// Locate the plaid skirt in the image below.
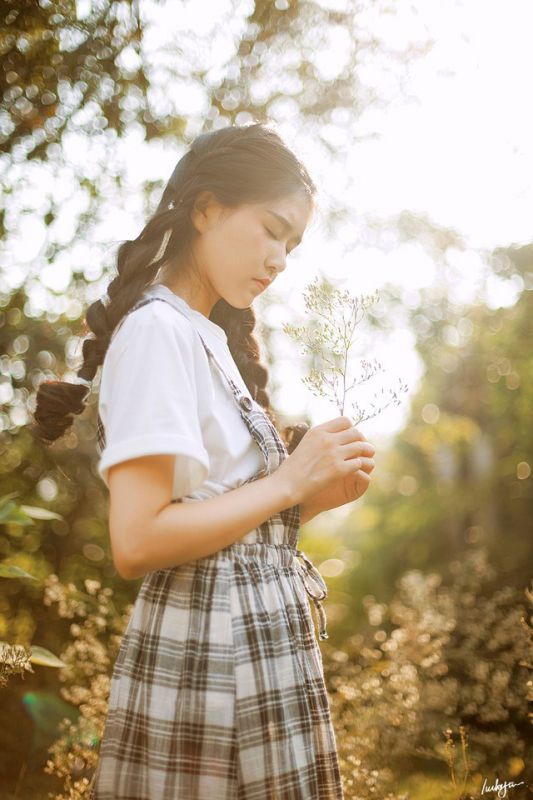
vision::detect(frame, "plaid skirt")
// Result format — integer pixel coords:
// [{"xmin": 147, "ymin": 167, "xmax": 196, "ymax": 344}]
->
[
  {"xmin": 91, "ymin": 529, "xmax": 343, "ymax": 798},
  {"xmin": 91, "ymin": 293, "xmax": 344, "ymax": 799}
]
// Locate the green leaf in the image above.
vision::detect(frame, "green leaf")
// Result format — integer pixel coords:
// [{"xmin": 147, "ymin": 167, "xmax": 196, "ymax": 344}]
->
[
  {"xmin": 0, "ymin": 503, "xmax": 34, "ymax": 526},
  {"xmin": 29, "ymin": 646, "xmax": 67, "ymax": 668},
  {"xmin": 18, "ymin": 505, "xmax": 64, "ymax": 521},
  {"xmin": 0, "ymin": 491, "xmax": 21, "ymax": 507},
  {"xmin": 0, "ymin": 564, "xmax": 39, "ymax": 580}
]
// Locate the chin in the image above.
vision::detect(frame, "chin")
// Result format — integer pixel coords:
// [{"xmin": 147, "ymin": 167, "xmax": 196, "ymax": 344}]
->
[{"xmin": 220, "ymin": 291, "xmax": 255, "ymax": 311}]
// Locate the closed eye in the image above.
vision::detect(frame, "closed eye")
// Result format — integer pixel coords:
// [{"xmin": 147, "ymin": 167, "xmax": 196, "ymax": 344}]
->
[{"xmin": 264, "ymin": 226, "xmax": 296, "ymax": 256}]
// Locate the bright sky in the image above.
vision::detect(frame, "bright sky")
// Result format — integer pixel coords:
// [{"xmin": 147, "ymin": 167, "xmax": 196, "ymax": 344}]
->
[
  {"xmin": 263, "ymin": 0, "xmax": 533, "ymax": 438},
  {"xmin": 10, "ymin": 0, "xmax": 533, "ymax": 443},
  {"xmin": 354, "ymin": 0, "xmax": 533, "ymax": 249}
]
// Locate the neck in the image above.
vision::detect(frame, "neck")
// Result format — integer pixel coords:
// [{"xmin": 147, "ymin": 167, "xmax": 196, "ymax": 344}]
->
[{"xmin": 158, "ymin": 275, "xmax": 219, "ymax": 318}]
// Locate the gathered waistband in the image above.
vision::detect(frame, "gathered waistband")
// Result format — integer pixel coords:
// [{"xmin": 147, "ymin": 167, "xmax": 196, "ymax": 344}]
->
[
  {"xmin": 154, "ymin": 541, "xmax": 330, "ymax": 641},
  {"xmin": 184, "ymin": 541, "xmax": 330, "ymax": 641},
  {"xmin": 198, "ymin": 541, "xmax": 296, "ymax": 568}
]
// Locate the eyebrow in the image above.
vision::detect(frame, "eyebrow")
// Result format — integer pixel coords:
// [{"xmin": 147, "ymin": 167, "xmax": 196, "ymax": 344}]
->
[{"xmin": 266, "ymin": 209, "xmax": 303, "ymax": 246}]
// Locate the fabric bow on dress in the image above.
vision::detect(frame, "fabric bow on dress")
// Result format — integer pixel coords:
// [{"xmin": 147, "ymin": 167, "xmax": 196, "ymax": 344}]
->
[{"xmin": 293, "ymin": 549, "xmax": 330, "ymax": 640}]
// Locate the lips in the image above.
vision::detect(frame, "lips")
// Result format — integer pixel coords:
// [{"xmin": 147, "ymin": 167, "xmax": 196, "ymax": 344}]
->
[{"xmin": 253, "ymin": 278, "xmax": 270, "ymax": 289}]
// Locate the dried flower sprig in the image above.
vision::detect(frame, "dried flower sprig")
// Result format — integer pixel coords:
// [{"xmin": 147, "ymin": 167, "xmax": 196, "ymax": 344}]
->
[
  {"xmin": 0, "ymin": 642, "xmax": 34, "ymax": 688},
  {"xmin": 282, "ymin": 276, "xmax": 409, "ymax": 424}
]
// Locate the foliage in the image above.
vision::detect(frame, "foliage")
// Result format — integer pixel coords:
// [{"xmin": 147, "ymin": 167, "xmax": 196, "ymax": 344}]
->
[
  {"xmin": 521, "ymin": 585, "xmax": 533, "ymax": 726},
  {"xmin": 325, "ymin": 567, "xmax": 453, "ymax": 797},
  {"xmin": 338, "ymin": 285, "xmax": 533, "ymax": 631},
  {"xmin": 323, "ymin": 546, "xmax": 533, "ymax": 798},
  {"xmin": 0, "ymin": 493, "xmax": 68, "ymax": 688},
  {"xmin": 41, "ymin": 574, "xmax": 132, "ymax": 800},
  {"xmin": 1, "ymin": 0, "xmax": 153, "ymax": 160}
]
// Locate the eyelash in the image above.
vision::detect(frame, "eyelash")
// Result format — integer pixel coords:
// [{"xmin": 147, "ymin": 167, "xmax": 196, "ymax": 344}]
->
[{"xmin": 264, "ymin": 226, "xmax": 292, "ymax": 256}]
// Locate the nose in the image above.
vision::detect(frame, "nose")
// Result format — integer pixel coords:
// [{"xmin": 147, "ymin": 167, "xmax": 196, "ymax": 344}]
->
[{"xmin": 268, "ymin": 251, "xmax": 287, "ymax": 277}]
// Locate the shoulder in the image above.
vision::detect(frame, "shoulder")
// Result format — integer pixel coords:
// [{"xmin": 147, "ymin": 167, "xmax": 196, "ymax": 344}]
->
[{"xmin": 108, "ymin": 298, "xmax": 199, "ymax": 359}]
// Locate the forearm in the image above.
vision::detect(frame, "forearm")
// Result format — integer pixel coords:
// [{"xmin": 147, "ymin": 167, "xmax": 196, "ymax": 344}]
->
[{"xmin": 127, "ymin": 471, "xmax": 297, "ymax": 579}]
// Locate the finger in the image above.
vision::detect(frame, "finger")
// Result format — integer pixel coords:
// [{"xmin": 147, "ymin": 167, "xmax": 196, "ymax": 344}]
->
[
  {"xmin": 318, "ymin": 415, "xmax": 355, "ymax": 434},
  {"xmin": 355, "ymin": 469, "xmax": 371, "ymax": 483},
  {"xmin": 356, "ymin": 457, "xmax": 375, "ymax": 474},
  {"xmin": 352, "ymin": 469, "xmax": 371, "ymax": 492},
  {"xmin": 343, "ymin": 456, "xmax": 374, "ymax": 474},
  {"xmin": 343, "ymin": 440, "xmax": 375, "ymax": 457},
  {"xmin": 344, "ymin": 469, "xmax": 372, "ymax": 502},
  {"xmin": 337, "ymin": 426, "xmax": 367, "ymax": 445}
]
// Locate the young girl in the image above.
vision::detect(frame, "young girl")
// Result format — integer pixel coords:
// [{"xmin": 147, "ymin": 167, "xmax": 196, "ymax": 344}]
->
[{"xmin": 32, "ymin": 122, "xmax": 375, "ymax": 799}]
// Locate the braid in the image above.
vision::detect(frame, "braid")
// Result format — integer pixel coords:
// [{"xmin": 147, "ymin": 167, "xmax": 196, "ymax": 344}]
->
[
  {"xmin": 30, "ymin": 197, "xmax": 192, "ymax": 445},
  {"xmin": 209, "ymin": 300, "xmax": 309, "ymax": 453}
]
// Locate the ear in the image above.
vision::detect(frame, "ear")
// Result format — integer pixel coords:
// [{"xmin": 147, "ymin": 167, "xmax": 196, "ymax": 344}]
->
[{"xmin": 190, "ymin": 190, "xmax": 220, "ymax": 234}]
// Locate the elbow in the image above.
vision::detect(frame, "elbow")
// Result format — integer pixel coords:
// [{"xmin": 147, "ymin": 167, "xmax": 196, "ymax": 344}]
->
[
  {"xmin": 115, "ymin": 551, "xmax": 145, "ymax": 581},
  {"xmin": 114, "ymin": 550, "xmax": 137, "ymax": 581},
  {"xmin": 116, "ymin": 557, "xmax": 141, "ymax": 582},
  {"xmin": 111, "ymin": 534, "xmax": 146, "ymax": 582}
]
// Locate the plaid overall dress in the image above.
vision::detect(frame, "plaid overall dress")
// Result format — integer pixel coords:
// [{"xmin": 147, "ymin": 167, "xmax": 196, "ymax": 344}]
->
[{"xmin": 91, "ymin": 295, "xmax": 344, "ymax": 799}]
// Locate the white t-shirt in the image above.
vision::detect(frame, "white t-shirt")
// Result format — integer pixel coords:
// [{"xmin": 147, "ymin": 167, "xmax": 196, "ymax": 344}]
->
[{"xmin": 97, "ymin": 283, "xmax": 264, "ymax": 500}]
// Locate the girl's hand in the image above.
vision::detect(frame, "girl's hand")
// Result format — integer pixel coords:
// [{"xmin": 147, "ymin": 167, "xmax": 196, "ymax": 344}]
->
[
  {"xmin": 274, "ymin": 416, "xmax": 375, "ymax": 506},
  {"xmin": 305, "ymin": 457, "xmax": 375, "ymax": 517}
]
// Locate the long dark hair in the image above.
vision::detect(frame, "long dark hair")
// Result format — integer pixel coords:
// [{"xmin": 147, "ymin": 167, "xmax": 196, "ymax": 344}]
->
[{"xmin": 30, "ymin": 122, "xmax": 316, "ymax": 455}]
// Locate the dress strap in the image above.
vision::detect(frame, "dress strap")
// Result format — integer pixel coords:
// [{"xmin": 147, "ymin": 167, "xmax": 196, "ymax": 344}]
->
[{"xmin": 134, "ymin": 296, "xmax": 255, "ymax": 406}]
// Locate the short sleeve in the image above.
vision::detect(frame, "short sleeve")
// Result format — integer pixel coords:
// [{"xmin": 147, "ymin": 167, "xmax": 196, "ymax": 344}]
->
[{"xmin": 97, "ymin": 304, "xmax": 209, "ymax": 497}]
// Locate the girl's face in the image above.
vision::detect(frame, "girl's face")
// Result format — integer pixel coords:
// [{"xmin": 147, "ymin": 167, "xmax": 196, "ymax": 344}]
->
[{"xmin": 173, "ymin": 190, "xmax": 313, "ymax": 314}]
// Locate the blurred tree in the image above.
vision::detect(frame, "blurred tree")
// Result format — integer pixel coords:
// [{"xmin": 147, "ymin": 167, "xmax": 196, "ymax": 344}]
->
[
  {"xmin": 2, "ymin": 0, "xmax": 430, "ymax": 157},
  {"xmin": 1, "ymin": 0, "xmax": 157, "ymax": 160},
  {"xmin": 328, "ymin": 277, "xmax": 533, "ymax": 637}
]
